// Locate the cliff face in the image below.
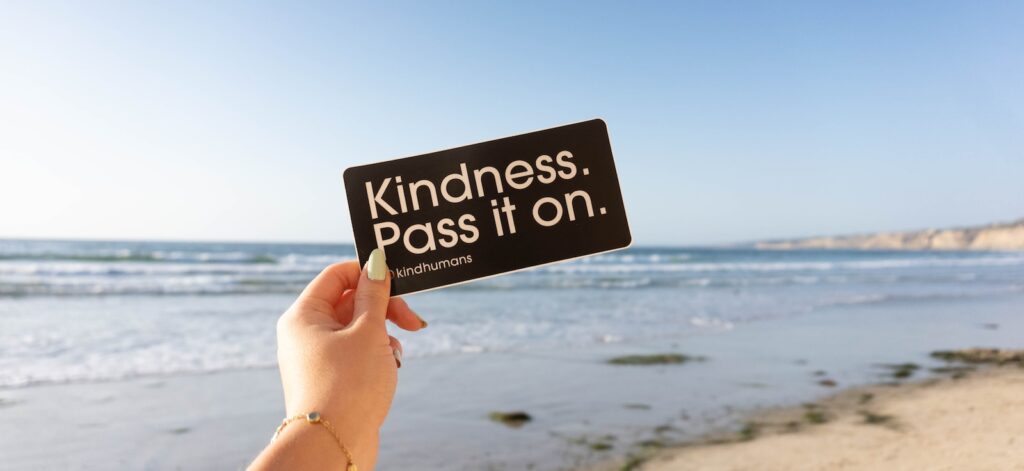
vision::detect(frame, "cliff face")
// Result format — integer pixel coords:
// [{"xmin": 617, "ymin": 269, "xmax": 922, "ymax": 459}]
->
[{"xmin": 756, "ymin": 219, "xmax": 1024, "ymax": 251}]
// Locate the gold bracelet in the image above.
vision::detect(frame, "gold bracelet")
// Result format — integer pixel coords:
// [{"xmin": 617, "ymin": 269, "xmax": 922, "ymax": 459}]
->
[{"xmin": 272, "ymin": 411, "xmax": 357, "ymax": 471}]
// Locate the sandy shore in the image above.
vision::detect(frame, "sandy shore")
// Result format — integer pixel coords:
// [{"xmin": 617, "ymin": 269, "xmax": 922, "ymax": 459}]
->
[{"xmin": 640, "ymin": 366, "xmax": 1024, "ymax": 471}]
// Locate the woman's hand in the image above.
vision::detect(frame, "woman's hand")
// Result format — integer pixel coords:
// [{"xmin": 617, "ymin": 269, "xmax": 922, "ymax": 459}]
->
[{"xmin": 251, "ymin": 249, "xmax": 426, "ymax": 470}]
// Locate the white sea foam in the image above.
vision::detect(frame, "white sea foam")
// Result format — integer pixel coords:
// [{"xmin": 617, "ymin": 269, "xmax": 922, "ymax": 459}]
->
[{"xmin": 2, "ymin": 241, "xmax": 1023, "ymax": 387}]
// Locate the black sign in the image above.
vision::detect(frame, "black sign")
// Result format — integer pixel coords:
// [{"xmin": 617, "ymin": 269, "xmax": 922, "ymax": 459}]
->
[{"xmin": 343, "ymin": 119, "xmax": 632, "ymax": 296}]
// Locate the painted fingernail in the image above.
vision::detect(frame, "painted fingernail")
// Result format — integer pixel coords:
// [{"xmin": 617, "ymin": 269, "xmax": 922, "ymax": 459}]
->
[
  {"xmin": 393, "ymin": 348, "xmax": 402, "ymax": 368},
  {"xmin": 417, "ymin": 315, "xmax": 428, "ymax": 329},
  {"xmin": 367, "ymin": 248, "xmax": 387, "ymax": 281}
]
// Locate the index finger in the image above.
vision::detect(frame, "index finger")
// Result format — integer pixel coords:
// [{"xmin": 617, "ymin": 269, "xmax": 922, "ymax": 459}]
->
[{"xmin": 297, "ymin": 261, "xmax": 362, "ymax": 308}]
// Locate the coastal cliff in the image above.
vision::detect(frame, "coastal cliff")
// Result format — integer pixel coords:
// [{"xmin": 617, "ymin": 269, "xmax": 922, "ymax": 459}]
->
[{"xmin": 756, "ymin": 218, "xmax": 1024, "ymax": 251}]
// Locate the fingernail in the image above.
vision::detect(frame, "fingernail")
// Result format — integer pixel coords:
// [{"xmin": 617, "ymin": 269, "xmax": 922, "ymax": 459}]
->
[
  {"xmin": 366, "ymin": 248, "xmax": 387, "ymax": 281},
  {"xmin": 417, "ymin": 314, "xmax": 428, "ymax": 329},
  {"xmin": 393, "ymin": 348, "xmax": 402, "ymax": 368}
]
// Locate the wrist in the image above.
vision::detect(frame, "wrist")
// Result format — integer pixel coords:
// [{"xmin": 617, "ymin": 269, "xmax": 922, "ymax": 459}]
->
[
  {"xmin": 326, "ymin": 413, "xmax": 378, "ymax": 470},
  {"xmin": 286, "ymin": 400, "xmax": 378, "ymax": 450},
  {"xmin": 280, "ymin": 410, "xmax": 378, "ymax": 470},
  {"xmin": 251, "ymin": 416, "xmax": 349, "ymax": 470}
]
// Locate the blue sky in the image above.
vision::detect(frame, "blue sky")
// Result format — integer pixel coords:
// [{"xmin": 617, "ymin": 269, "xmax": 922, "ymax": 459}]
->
[{"xmin": 1, "ymin": 1, "xmax": 1021, "ymax": 245}]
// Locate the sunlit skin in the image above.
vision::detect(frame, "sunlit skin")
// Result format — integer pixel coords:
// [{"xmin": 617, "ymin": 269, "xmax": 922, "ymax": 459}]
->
[{"xmin": 249, "ymin": 260, "xmax": 423, "ymax": 470}]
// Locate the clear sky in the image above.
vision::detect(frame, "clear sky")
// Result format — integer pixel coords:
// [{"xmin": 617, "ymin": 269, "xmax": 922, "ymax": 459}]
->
[{"xmin": 1, "ymin": 1, "xmax": 1021, "ymax": 245}]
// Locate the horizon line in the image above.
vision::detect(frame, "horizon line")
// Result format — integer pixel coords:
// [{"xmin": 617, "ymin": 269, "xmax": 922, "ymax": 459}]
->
[{"xmin": 0, "ymin": 234, "xmax": 738, "ymax": 249}]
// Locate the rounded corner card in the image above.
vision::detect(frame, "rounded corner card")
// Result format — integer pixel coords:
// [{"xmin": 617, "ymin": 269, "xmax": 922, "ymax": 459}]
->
[{"xmin": 343, "ymin": 119, "xmax": 632, "ymax": 296}]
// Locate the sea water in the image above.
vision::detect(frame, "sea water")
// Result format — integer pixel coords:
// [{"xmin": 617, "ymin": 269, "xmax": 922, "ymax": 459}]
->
[{"xmin": 1, "ymin": 239, "xmax": 1022, "ymax": 388}]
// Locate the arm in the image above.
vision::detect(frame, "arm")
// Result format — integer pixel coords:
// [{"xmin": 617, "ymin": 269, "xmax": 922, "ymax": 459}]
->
[{"xmin": 250, "ymin": 249, "xmax": 425, "ymax": 470}]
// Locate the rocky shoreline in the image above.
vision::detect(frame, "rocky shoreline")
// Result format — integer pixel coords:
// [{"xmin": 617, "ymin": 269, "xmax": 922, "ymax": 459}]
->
[{"xmin": 756, "ymin": 218, "xmax": 1024, "ymax": 251}]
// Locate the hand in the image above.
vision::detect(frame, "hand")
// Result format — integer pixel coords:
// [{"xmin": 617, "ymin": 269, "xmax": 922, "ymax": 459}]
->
[{"xmin": 252, "ymin": 249, "xmax": 426, "ymax": 470}]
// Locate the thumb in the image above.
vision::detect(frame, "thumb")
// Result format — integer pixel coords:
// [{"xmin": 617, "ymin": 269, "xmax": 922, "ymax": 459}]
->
[{"xmin": 351, "ymin": 248, "xmax": 391, "ymax": 332}]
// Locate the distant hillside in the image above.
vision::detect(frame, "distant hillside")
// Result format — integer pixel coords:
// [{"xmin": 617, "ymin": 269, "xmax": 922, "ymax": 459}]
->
[{"xmin": 756, "ymin": 218, "xmax": 1024, "ymax": 251}]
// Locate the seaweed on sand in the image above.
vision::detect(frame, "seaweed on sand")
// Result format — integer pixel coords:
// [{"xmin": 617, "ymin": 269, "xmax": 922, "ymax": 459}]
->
[
  {"xmin": 876, "ymin": 362, "xmax": 920, "ymax": 379},
  {"xmin": 607, "ymin": 353, "xmax": 705, "ymax": 365},
  {"xmin": 488, "ymin": 411, "xmax": 532, "ymax": 428},
  {"xmin": 930, "ymin": 348, "xmax": 1024, "ymax": 365}
]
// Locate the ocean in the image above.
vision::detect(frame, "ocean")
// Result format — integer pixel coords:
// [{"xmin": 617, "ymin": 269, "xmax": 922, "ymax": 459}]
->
[{"xmin": 1, "ymin": 239, "xmax": 1022, "ymax": 389}]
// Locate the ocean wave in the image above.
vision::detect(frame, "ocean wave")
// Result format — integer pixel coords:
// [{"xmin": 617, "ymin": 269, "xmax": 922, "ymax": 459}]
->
[
  {"xmin": 0, "ymin": 251, "xmax": 280, "ymax": 264},
  {"xmin": 2, "ymin": 269, "xmax": 1019, "ymax": 297},
  {"xmin": 2, "ymin": 242, "xmax": 1022, "ymax": 298},
  {"xmin": 0, "ymin": 356, "xmax": 278, "ymax": 389},
  {"xmin": 0, "ymin": 261, "xmax": 322, "ymax": 277},
  {"xmin": 0, "ymin": 238, "xmax": 355, "ymax": 265},
  {"xmin": 814, "ymin": 285, "xmax": 1024, "ymax": 308},
  {"xmin": 5, "ymin": 241, "xmax": 1024, "ymax": 389},
  {"xmin": 0, "ymin": 281, "xmax": 309, "ymax": 297},
  {"xmin": 540, "ymin": 256, "xmax": 1024, "ymax": 274}
]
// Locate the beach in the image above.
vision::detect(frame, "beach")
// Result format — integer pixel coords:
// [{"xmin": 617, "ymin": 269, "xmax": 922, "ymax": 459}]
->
[
  {"xmin": 2, "ymin": 294, "xmax": 1022, "ymax": 470},
  {"xmin": 6, "ymin": 1, "xmax": 1024, "ymax": 468},
  {"xmin": 1, "ymin": 241, "xmax": 1023, "ymax": 470},
  {"xmin": 5, "ymin": 355, "xmax": 1023, "ymax": 471}
]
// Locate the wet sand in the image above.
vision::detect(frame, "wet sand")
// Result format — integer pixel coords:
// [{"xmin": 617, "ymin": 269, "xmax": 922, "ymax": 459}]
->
[{"xmin": 1, "ymin": 294, "xmax": 1022, "ymax": 470}]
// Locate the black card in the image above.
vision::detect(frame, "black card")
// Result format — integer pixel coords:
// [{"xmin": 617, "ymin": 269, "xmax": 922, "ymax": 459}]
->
[{"xmin": 343, "ymin": 119, "xmax": 632, "ymax": 296}]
